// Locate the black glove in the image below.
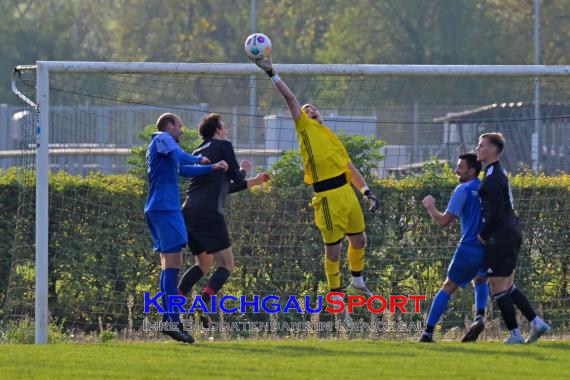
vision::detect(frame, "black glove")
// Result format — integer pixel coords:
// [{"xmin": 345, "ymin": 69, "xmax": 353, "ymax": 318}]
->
[{"xmin": 363, "ymin": 190, "xmax": 379, "ymax": 213}]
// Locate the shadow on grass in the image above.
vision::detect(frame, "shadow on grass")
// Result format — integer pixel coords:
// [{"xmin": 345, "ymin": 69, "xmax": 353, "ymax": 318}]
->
[
  {"xmin": 535, "ymin": 341, "xmax": 570, "ymax": 351},
  {"xmin": 137, "ymin": 339, "xmax": 570, "ymax": 361},
  {"xmin": 425, "ymin": 343, "xmax": 561, "ymax": 358},
  {"xmin": 195, "ymin": 341, "xmax": 410, "ymax": 358}
]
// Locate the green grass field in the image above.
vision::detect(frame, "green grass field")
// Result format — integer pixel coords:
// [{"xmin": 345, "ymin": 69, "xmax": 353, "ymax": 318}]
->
[{"xmin": 1, "ymin": 340, "xmax": 568, "ymax": 379}]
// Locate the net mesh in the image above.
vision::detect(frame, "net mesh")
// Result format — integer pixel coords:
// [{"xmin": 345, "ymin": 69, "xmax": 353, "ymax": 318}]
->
[{"xmin": 3, "ymin": 66, "xmax": 570, "ymax": 341}]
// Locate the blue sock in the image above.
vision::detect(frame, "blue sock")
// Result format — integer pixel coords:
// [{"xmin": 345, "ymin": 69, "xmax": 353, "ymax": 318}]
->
[
  {"xmin": 159, "ymin": 270, "xmax": 168, "ymax": 322},
  {"xmin": 163, "ymin": 268, "xmax": 181, "ymax": 323},
  {"xmin": 475, "ymin": 282, "xmax": 489, "ymax": 317},
  {"xmin": 426, "ymin": 290, "xmax": 451, "ymax": 333}
]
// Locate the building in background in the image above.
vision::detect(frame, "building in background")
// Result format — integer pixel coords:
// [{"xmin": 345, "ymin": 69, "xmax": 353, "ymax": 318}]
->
[{"xmin": 434, "ymin": 102, "xmax": 570, "ymax": 173}]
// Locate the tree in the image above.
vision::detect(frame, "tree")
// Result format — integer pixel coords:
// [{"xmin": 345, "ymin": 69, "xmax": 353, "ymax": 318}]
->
[
  {"xmin": 4, "ymin": 0, "xmax": 570, "ymax": 105},
  {"xmin": 316, "ymin": 0, "xmax": 515, "ymax": 65}
]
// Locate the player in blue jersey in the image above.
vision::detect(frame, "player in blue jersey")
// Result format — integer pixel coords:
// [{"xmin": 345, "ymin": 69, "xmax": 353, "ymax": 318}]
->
[
  {"xmin": 144, "ymin": 113, "xmax": 228, "ymax": 344},
  {"xmin": 419, "ymin": 153, "xmax": 489, "ymax": 343}
]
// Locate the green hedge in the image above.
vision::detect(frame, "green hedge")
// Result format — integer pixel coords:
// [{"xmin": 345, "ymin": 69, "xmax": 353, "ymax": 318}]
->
[{"xmin": 1, "ymin": 169, "xmax": 569, "ymax": 335}]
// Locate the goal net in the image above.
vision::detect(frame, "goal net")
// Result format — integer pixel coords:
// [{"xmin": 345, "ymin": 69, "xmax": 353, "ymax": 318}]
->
[{"xmin": 4, "ymin": 62, "xmax": 570, "ymax": 343}]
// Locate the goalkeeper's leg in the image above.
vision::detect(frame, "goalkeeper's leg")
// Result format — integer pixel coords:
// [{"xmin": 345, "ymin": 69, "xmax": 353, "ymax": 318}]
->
[
  {"xmin": 344, "ymin": 194, "xmax": 372, "ymax": 298},
  {"xmin": 324, "ymin": 241, "xmax": 352, "ymax": 326},
  {"xmin": 346, "ymin": 232, "xmax": 373, "ymax": 298}
]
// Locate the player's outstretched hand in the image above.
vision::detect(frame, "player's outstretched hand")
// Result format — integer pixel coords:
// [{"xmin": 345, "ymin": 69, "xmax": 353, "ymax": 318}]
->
[
  {"xmin": 255, "ymin": 172, "xmax": 271, "ymax": 185},
  {"xmin": 363, "ymin": 190, "xmax": 379, "ymax": 213},
  {"xmin": 200, "ymin": 156, "xmax": 211, "ymax": 164},
  {"xmin": 240, "ymin": 159, "xmax": 252, "ymax": 173},
  {"xmin": 213, "ymin": 160, "xmax": 228, "ymax": 171},
  {"xmin": 252, "ymin": 56, "xmax": 273, "ymax": 72}
]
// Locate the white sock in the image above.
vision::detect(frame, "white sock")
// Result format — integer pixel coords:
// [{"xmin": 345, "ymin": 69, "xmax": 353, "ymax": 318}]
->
[
  {"xmin": 509, "ymin": 328, "xmax": 522, "ymax": 338},
  {"xmin": 351, "ymin": 275, "xmax": 365, "ymax": 288}
]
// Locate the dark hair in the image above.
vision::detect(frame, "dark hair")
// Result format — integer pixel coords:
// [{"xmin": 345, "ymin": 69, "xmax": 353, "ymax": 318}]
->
[
  {"xmin": 198, "ymin": 113, "xmax": 222, "ymax": 139},
  {"xmin": 459, "ymin": 152, "xmax": 482, "ymax": 176},
  {"xmin": 480, "ymin": 132, "xmax": 505, "ymax": 153},
  {"xmin": 156, "ymin": 113, "xmax": 178, "ymax": 131}
]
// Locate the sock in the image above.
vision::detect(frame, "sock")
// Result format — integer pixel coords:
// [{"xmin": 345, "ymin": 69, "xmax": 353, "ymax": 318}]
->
[
  {"xmin": 163, "ymin": 268, "xmax": 181, "ymax": 323},
  {"xmin": 474, "ymin": 282, "xmax": 489, "ymax": 318},
  {"xmin": 347, "ymin": 244, "xmax": 365, "ymax": 273},
  {"xmin": 494, "ymin": 290, "xmax": 518, "ymax": 330},
  {"xmin": 159, "ymin": 270, "xmax": 168, "ymax": 322},
  {"xmin": 178, "ymin": 265, "xmax": 204, "ymax": 296},
  {"xmin": 202, "ymin": 267, "xmax": 231, "ymax": 296},
  {"xmin": 426, "ymin": 290, "xmax": 452, "ymax": 333},
  {"xmin": 509, "ymin": 284, "xmax": 537, "ymax": 322},
  {"xmin": 324, "ymin": 257, "xmax": 341, "ymax": 290},
  {"xmin": 351, "ymin": 275, "xmax": 365, "ymax": 288}
]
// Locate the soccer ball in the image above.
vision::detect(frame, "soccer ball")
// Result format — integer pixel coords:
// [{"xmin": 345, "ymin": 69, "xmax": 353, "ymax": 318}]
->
[{"xmin": 244, "ymin": 33, "xmax": 271, "ymax": 60}]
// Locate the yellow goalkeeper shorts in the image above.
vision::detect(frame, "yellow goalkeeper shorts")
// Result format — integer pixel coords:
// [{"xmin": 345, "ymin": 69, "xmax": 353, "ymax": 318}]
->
[{"xmin": 311, "ymin": 183, "xmax": 365, "ymax": 244}]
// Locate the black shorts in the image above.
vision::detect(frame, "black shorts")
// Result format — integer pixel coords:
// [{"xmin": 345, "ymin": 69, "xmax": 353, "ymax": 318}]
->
[
  {"xmin": 484, "ymin": 225, "xmax": 522, "ymax": 277},
  {"xmin": 183, "ymin": 208, "xmax": 231, "ymax": 255}
]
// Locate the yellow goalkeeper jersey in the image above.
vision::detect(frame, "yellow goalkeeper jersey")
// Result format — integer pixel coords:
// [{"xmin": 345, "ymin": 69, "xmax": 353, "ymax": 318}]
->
[{"xmin": 294, "ymin": 111, "xmax": 351, "ymax": 185}]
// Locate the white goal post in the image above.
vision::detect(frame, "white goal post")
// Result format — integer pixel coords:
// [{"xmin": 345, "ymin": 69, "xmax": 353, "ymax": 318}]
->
[{"xmin": 12, "ymin": 61, "xmax": 570, "ymax": 344}]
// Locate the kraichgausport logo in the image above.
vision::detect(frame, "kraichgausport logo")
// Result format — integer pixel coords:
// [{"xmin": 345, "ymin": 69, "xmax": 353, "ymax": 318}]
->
[{"xmin": 144, "ymin": 292, "xmax": 426, "ymax": 314}]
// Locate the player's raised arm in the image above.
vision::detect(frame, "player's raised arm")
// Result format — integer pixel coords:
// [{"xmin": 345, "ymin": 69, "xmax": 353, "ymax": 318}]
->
[
  {"xmin": 421, "ymin": 195, "xmax": 456, "ymax": 228},
  {"xmin": 253, "ymin": 57, "xmax": 301, "ymax": 121}
]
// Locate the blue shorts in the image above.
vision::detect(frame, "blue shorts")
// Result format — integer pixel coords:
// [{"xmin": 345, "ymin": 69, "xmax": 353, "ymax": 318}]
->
[
  {"xmin": 145, "ymin": 210, "xmax": 187, "ymax": 253},
  {"xmin": 447, "ymin": 243, "xmax": 486, "ymax": 288}
]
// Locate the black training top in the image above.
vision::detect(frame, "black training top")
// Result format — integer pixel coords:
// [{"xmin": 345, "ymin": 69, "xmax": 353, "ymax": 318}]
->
[
  {"xmin": 478, "ymin": 160, "xmax": 518, "ymax": 241},
  {"xmin": 182, "ymin": 138, "xmax": 247, "ymax": 221}
]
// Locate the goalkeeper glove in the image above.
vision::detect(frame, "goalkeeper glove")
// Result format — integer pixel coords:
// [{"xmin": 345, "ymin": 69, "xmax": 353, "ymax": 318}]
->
[
  {"xmin": 252, "ymin": 57, "xmax": 276, "ymax": 77},
  {"xmin": 363, "ymin": 190, "xmax": 379, "ymax": 213}
]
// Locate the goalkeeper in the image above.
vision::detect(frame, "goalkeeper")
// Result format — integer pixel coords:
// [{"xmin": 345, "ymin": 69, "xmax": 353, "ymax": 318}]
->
[{"xmin": 252, "ymin": 56, "xmax": 379, "ymax": 316}]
